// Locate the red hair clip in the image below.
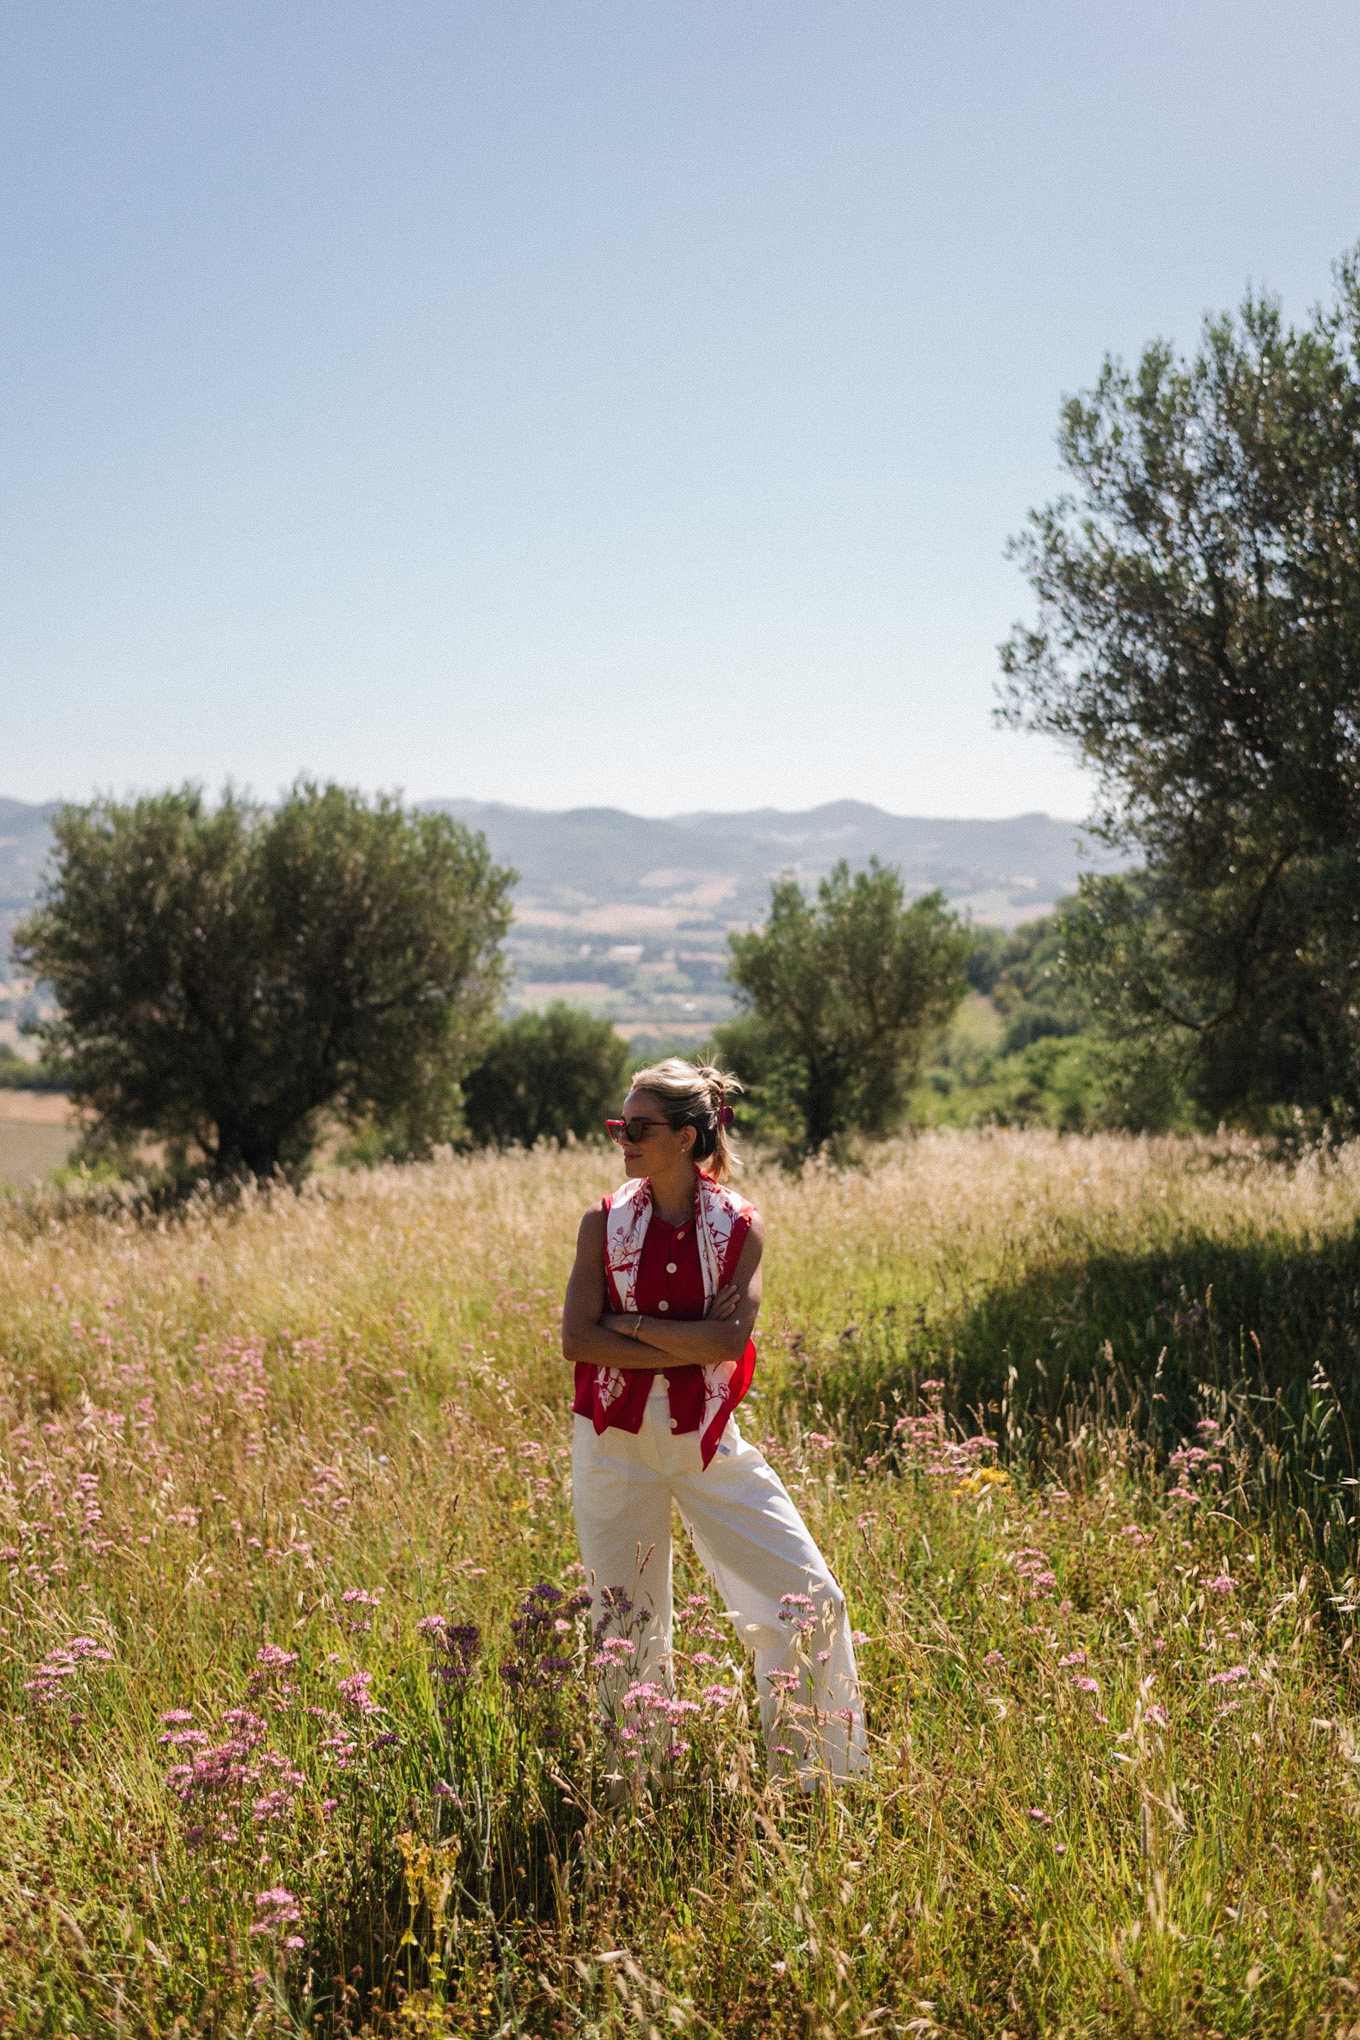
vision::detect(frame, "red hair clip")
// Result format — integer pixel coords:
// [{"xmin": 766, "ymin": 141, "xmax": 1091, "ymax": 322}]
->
[{"xmin": 718, "ymin": 1104, "xmax": 735, "ymax": 1127}]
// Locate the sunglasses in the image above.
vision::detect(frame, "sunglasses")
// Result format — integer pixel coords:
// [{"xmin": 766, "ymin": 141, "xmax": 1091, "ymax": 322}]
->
[{"xmin": 605, "ymin": 1117, "xmax": 672, "ymax": 1145}]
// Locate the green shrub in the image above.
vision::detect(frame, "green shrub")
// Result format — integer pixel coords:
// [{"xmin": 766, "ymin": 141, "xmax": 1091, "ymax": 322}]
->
[
  {"xmin": 0, "ymin": 1044, "xmax": 70, "ymax": 1092},
  {"xmin": 462, "ymin": 1003, "xmax": 629, "ymax": 1149}
]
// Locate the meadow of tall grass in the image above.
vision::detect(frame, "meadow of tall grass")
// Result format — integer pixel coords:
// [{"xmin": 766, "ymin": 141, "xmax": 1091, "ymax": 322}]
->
[{"xmin": 3, "ymin": 1129, "xmax": 1360, "ymax": 2037}]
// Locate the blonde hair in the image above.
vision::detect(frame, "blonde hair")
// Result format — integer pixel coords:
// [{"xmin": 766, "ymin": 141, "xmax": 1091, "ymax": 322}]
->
[{"xmin": 627, "ymin": 1057, "xmax": 743, "ymax": 1181}]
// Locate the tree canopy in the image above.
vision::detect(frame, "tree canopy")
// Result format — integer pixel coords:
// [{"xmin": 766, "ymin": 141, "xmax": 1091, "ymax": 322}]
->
[
  {"xmin": 720, "ymin": 858, "xmax": 967, "ymax": 1157},
  {"xmin": 999, "ymin": 251, "xmax": 1360, "ymax": 1128},
  {"xmin": 461, "ymin": 1003, "xmax": 629, "ymax": 1150},
  {"xmin": 14, "ymin": 783, "xmax": 515, "ymax": 1176}
]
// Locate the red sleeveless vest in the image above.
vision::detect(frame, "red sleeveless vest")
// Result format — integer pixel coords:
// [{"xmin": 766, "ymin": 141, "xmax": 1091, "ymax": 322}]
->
[{"xmin": 572, "ymin": 1173, "xmax": 756, "ymax": 1468}]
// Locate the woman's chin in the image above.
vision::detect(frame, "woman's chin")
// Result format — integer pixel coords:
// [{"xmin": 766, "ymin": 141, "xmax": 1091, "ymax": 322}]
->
[{"xmin": 622, "ymin": 1157, "xmax": 647, "ymax": 1177}]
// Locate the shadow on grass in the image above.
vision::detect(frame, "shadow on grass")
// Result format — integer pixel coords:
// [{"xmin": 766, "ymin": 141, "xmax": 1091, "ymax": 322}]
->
[
  {"xmin": 791, "ymin": 1226, "xmax": 1360, "ymax": 1547},
  {"xmin": 301, "ymin": 1767, "xmax": 592, "ymax": 2029}
]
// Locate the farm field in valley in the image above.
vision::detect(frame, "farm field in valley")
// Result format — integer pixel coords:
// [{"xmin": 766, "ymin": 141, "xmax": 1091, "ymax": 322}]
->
[
  {"xmin": 0, "ymin": 1092, "xmax": 78, "ymax": 1190},
  {"xmin": 3, "ymin": 1131, "xmax": 1360, "ymax": 2037}
]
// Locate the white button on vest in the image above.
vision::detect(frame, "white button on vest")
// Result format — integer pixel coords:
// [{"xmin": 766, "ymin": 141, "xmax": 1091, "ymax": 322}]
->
[
  {"xmin": 658, "ymin": 1299, "xmax": 669, "ymax": 1311},
  {"xmin": 666, "ymin": 1261, "xmax": 678, "ymax": 1273}
]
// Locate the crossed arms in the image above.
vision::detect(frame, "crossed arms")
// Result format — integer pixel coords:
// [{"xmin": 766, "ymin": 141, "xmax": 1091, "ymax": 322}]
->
[{"xmin": 560, "ymin": 1200, "xmax": 764, "ymax": 1372}]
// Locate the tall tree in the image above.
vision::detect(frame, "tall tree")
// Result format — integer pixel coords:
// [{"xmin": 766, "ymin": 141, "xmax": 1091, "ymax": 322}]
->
[
  {"xmin": 722, "ymin": 859, "xmax": 967, "ymax": 1157},
  {"xmin": 999, "ymin": 252, "xmax": 1360, "ymax": 1127},
  {"xmin": 14, "ymin": 783, "xmax": 515, "ymax": 1176}
]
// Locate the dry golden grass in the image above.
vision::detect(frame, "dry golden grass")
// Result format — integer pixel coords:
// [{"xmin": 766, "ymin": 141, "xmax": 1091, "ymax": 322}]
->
[{"xmin": 2, "ymin": 1131, "xmax": 1359, "ymax": 2037}]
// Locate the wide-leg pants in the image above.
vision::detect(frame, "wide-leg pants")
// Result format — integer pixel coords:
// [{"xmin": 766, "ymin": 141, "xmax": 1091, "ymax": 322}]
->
[{"xmin": 573, "ymin": 1383, "xmax": 867, "ymax": 1781}]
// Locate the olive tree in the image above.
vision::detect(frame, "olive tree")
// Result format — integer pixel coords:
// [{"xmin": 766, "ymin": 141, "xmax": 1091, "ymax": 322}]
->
[
  {"xmin": 720, "ymin": 858, "xmax": 968, "ymax": 1157},
  {"xmin": 14, "ymin": 782, "xmax": 515, "ymax": 1176},
  {"xmin": 999, "ymin": 251, "xmax": 1360, "ymax": 1128}
]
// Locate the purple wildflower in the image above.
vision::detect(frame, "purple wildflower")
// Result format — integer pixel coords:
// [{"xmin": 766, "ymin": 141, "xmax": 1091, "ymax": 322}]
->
[{"xmin": 421, "ymin": 1617, "xmax": 482, "ymax": 1724}]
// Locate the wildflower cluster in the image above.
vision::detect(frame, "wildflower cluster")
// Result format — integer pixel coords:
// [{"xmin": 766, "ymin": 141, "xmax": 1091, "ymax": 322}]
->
[
  {"xmin": 778, "ymin": 1590, "xmax": 818, "ymax": 1645},
  {"xmin": 160, "ymin": 1704, "xmax": 307, "ymax": 1848},
  {"xmin": 616, "ymin": 1679, "xmax": 701, "ymax": 1759},
  {"xmin": 417, "ymin": 1614, "xmax": 482, "ymax": 1736},
  {"xmin": 23, "ymin": 1633, "xmax": 114, "ymax": 1709},
  {"xmin": 247, "ymin": 1643, "xmax": 300, "ymax": 1709},
  {"xmin": 1167, "ymin": 1417, "xmax": 1228, "ymax": 1503},
  {"xmin": 338, "ymin": 1585, "xmax": 383, "ymax": 1635},
  {"xmin": 500, "ymin": 1581, "xmax": 589, "ymax": 1693},
  {"xmin": 893, "ymin": 1381, "xmax": 998, "ymax": 1484},
  {"xmin": 1010, "ymin": 1546, "xmax": 1059, "ymax": 1597},
  {"xmin": 590, "ymin": 1586, "xmax": 747, "ymax": 1779},
  {"xmin": 1206, "ymin": 1661, "xmax": 1255, "ymax": 1722},
  {"xmin": 499, "ymin": 1580, "xmax": 590, "ymax": 1747},
  {"xmin": 250, "ymin": 1884, "xmax": 304, "ymax": 1954}
]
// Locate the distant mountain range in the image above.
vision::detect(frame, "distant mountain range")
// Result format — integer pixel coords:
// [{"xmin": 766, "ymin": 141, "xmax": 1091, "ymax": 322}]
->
[
  {"xmin": 429, "ymin": 799, "xmax": 1118, "ymax": 936},
  {"xmin": 1, "ymin": 794, "xmax": 1119, "ymax": 970},
  {"xmin": 0, "ymin": 799, "xmax": 60, "ymax": 971}
]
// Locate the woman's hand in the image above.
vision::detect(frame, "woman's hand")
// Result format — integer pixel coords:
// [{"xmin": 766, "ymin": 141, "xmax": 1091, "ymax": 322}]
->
[
  {"xmin": 578, "ymin": 1220, "xmax": 763, "ymax": 1368},
  {"xmin": 598, "ymin": 1283, "xmax": 739, "ymax": 1341}
]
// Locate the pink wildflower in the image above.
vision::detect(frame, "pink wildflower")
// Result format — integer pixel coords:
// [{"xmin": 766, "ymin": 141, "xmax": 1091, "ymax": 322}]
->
[
  {"xmin": 254, "ymin": 1645, "xmax": 299, "ymax": 1672},
  {"xmin": 336, "ymin": 1671, "xmax": 383, "ymax": 1716},
  {"xmin": 250, "ymin": 1886, "xmax": 301, "ymax": 1937}
]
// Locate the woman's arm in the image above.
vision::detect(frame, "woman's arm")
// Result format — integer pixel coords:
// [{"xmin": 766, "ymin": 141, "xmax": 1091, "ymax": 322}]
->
[
  {"xmin": 601, "ymin": 1212, "xmax": 764, "ymax": 1366},
  {"xmin": 560, "ymin": 1204, "xmax": 673, "ymax": 1372}
]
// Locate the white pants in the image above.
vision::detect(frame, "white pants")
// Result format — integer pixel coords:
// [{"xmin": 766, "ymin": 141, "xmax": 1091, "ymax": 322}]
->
[{"xmin": 572, "ymin": 1384, "xmax": 867, "ymax": 1782}]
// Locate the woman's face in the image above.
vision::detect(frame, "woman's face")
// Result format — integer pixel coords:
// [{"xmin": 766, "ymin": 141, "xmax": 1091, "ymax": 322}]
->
[{"xmin": 618, "ymin": 1088, "xmax": 695, "ymax": 1177}]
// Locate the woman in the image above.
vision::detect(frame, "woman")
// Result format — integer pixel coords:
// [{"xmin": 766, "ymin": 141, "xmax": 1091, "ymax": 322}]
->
[{"xmin": 562, "ymin": 1057, "xmax": 866, "ymax": 1783}]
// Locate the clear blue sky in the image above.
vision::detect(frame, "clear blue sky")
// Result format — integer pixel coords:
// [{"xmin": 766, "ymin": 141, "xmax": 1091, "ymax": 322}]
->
[{"xmin": 5, "ymin": 2, "xmax": 1360, "ymax": 819}]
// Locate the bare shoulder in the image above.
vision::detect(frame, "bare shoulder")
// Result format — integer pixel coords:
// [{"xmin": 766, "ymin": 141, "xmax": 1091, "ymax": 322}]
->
[{"xmin": 576, "ymin": 1200, "xmax": 609, "ymax": 1249}]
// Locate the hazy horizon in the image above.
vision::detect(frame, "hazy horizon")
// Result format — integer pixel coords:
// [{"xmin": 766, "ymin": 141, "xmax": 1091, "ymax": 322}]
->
[{"xmin": 0, "ymin": 788, "xmax": 1089, "ymax": 826}]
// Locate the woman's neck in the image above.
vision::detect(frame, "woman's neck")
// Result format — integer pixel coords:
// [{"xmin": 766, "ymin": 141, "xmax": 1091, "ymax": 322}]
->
[{"xmin": 648, "ymin": 1158, "xmax": 699, "ymax": 1228}]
